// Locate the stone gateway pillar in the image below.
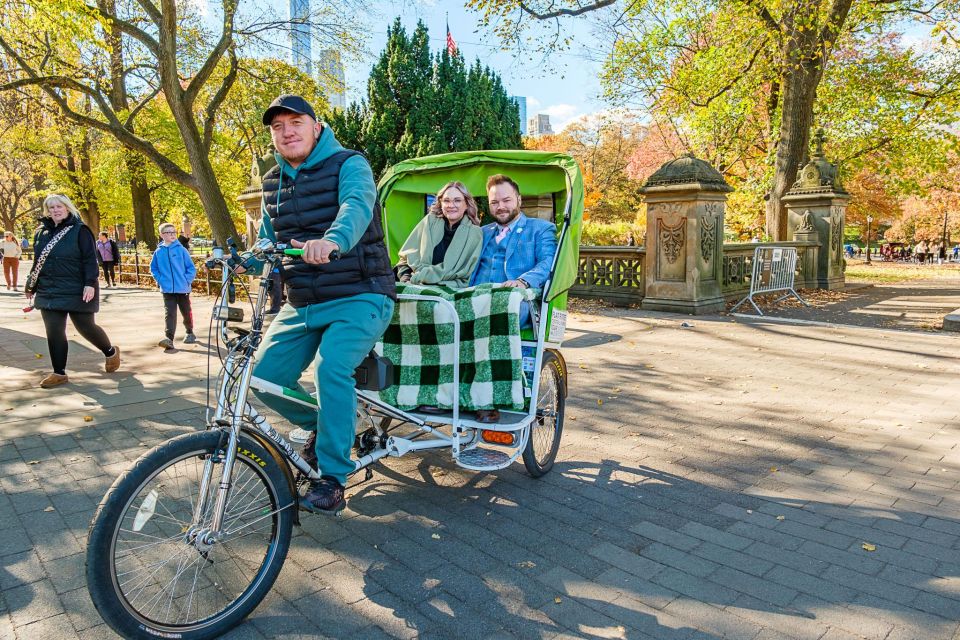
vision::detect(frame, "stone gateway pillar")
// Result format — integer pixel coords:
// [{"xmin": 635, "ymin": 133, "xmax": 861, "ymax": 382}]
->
[
  {"xmin": 784, "ymin": 130, "xmax": 848, "ymax": 290},
  {"xmin": 640, "ymin": 154, "xmax": 733, "ymax": 315},
  {"xmin": 237, "ymin": 147, "xmax": 278, "ymax": 247}
]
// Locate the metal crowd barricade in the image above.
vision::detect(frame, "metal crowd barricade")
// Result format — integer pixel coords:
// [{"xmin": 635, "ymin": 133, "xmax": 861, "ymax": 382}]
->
[{"xmin": 730, "ymin": 246, "xmax": 808, "ymax": 316}]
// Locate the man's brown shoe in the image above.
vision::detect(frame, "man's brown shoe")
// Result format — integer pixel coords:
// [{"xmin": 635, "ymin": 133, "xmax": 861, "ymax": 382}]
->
[
  {"xmin": 40, "ymin": 373, "xmax": 69, "ymax": 388},
  {"xmin": 475, "ymin": 409, "xmax": 500, "ymax": 424},
  {"xmin": 104, "ymin": 346, "xmax": 121, "ymax": 373}
]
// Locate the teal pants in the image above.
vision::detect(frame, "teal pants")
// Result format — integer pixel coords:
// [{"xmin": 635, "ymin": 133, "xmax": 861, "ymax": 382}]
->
[{"xmin": 252, "ymin": 293, "xmax": 394, "ymax": 484}]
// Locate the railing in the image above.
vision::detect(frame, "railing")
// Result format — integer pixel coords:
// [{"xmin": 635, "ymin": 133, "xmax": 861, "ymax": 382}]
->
[
  {"xmin": 571, "ymin": 246, "xmax": 646, "ymax": 305},
  {"xmin": 111, "ymin": 253, "xmax": 227, "ymax": 297},
  {"xmin": 721, "ymin": 241, "xmax": 819, "ymax": 299},
  {"xmin": 570, "ymin": 241, "xmax": 820, "ymax": 306}
]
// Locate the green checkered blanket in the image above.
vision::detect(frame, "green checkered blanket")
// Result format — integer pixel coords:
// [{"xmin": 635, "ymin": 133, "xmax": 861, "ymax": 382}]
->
[{"xmin": 372, "ymin": 283, "xmax": 537, "ymax": 411}]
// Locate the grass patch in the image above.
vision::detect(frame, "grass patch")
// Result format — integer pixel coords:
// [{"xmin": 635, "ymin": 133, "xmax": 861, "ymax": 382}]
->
[{"xmin": 845, "ymin": 260, "xmax": 960, "ymax": 283}]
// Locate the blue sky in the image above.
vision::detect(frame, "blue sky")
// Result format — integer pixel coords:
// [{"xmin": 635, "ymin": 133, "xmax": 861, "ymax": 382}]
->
[{"xmin": 341, "ymin": 1, "xmax": 610, "ymax": 131}]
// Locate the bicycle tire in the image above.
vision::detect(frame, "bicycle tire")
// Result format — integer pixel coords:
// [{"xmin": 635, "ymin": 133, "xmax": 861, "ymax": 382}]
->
[
  {"xmin": 86, "ymin": 430, "xmax": 294, "ymax": 640},
  {"xmin": 522, "ymin": 350, "xmax": 566, "ymax": 477}
]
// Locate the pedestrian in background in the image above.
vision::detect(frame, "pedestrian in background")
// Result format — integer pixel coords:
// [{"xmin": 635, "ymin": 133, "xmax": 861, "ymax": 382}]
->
[
  {"xmin": 26, "ymin": 194, "xmax": 120, "ymax": 388},
  {"xmin": 96, "ymin": 232, "xmax": 121, "ymax": 288},
  {"xmin": 149, "ymin": 222, "xmax": 197, "ymax": 349},
  {"xmin": 2, "ymin": 230, "xmax": 22, "ymax": 290}
]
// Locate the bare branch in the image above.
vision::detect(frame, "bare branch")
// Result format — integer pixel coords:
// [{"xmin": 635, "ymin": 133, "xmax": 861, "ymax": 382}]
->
[
  {"xmin": 185, "ymin": 0, "xmax": 238, "ymax": 107},
  {"xmin": 735, "ymin": 0, "xmax": 781, "ymax": 34},
  {"xmin": 84, "ymin": 2, "xmax": 161, "ymax": 57},
  {"xmin": 124, "ymin": 84, "xmax": 162, "ymax": 128},
  {"xmin": 202, "ymin": 46, "xmax": 238, "ymax": 152},
  {"xmin": 517, "ymin": 0, "xmax": 617, "ymax": 19}
]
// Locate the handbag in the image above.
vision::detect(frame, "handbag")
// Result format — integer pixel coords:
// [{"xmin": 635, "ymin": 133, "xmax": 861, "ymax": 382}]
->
[{"xmin": 24, "ymin": 226, "xmax": 72, "ymax": 294}]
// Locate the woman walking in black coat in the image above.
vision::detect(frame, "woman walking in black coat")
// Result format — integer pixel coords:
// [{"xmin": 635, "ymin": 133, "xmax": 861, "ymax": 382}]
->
[{"xmin": 25, "ymin": 194, "xmax": 120, "ymax": 388}]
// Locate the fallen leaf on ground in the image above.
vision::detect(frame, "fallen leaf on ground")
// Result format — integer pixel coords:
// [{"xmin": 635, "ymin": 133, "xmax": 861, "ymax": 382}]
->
[
  {"xmin": 43, "ymin": 506, "xmax": 54, "ymax": 512},
  {"xmin": 862, "ymin": 542, "xmax": 877, "ymax": 552},
  {"xmin": 569, "ymin": 416, "xmax": 577, "ymax": 421},
  {"xmin": 770, "ymin": 466, "xmax": 778, "ymax": 472},
  {"xmin": 554, "ymin": 597, "xmax": 562, "ymax": 604},
  {"xmin": 35, "ymin": 354, "xmax": 42, "ymax": 359},
  {"xmin": 597, "ymin": 399, "xmax": 603, "ymax": 406},
  {"xmin": 83, "ymin": 416, "xmax": 93, "ymax": 422}
]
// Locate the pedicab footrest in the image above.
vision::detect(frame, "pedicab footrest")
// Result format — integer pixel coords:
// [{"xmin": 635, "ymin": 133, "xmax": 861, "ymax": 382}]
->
[{"xmin": 457, "ymin": 447, "xmax": 514, "ymax": 470}]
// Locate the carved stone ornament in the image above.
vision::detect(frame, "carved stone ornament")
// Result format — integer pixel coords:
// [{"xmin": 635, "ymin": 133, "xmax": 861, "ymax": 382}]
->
[
  {"xmin": 831, "ymin": 215, "xmax": 843, "ymax": 262},
  {"xmin": 249, "ymin": 146, "xmax": 278, "ymax": 189},
  {"xmin": 659, "ymin": 218, "xmax": 686, "ymax": 264},
  {"xmin": 789, "ymin": 129, "xmax": 847, "ymax": 194},
  {"xmin": 700, "ymin": 216, "xmax": 716, "ymax": 262},
  {"xmin": 796, "ymin": 210, "xmax": 816, "ymax": 233}
]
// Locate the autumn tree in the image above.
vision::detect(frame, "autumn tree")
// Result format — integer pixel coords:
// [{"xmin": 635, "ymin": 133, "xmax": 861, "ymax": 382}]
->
[
  {"xmin": 0, "ymin": 0, "xmax": 363, "ymax": 246},
  {"xmin": 468, "ymin": 0, "xmax": 960, "ymax": 240}
]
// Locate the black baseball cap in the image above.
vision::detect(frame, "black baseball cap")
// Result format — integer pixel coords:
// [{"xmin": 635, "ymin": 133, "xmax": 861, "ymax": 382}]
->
[{"xmin": 262, "ymin": 94, "xmax": 317, "ymax": 125}]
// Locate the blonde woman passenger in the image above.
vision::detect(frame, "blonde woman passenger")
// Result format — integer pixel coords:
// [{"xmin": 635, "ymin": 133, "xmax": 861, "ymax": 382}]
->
[{"xmin": 395, "ymin": 181, "xmax": 483, "ymax": 288}]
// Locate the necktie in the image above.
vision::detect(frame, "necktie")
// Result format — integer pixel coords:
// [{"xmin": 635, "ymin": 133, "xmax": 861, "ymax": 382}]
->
[{"xmin": 495, "ymin": 225, "xmax": 509, "ymax": 244}]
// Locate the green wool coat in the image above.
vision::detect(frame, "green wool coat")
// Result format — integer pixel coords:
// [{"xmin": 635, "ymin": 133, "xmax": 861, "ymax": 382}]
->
[{"xmin": 397, "ymin": 214, "xmax": 483, "ymax": 288}]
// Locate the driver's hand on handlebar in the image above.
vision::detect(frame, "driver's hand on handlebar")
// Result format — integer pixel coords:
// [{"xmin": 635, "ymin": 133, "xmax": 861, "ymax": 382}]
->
[{"xmin": 290, "ymin": 238, "xmax": 340, "ymax": 264}]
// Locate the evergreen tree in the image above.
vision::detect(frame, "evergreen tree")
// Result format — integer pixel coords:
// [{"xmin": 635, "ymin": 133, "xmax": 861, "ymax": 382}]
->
[
  {"xmin": 326, "ymin": 101, "xmax": 367, "ymax": 153},
  {"xmin": 354, "ymin": 18, "xmax": 522, "ymax": 177}
]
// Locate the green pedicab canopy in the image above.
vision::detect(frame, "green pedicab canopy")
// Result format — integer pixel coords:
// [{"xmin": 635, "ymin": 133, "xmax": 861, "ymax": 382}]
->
[{"xmin": 377, "ymin": 150, "xmax": 583, "ymax": 302}]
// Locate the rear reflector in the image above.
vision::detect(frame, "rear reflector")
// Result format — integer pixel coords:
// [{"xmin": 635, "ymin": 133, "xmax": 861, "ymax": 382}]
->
[{"xmin": 481, "ymin": 430, "xmax": 515, "ymax": 446}]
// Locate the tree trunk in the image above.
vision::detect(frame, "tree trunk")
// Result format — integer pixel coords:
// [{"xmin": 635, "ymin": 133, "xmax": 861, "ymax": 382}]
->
[
  {"xmin": 168, "ymin": 92, "xmax": 240, "ymax": 246},
  {"xmin": 765, "ymin": 36, "xmax": 822, "ymax": 239},
  {"xmin": 78, "ymin": 130, "xmax": 100, "ymax": 234},
  {"xmin": 128, "ymin": 153, "xmax": 157, "ymax": 249},
  {"xmin": 102, "ymin": 0, "xmax": 156, "ymax": 249}
]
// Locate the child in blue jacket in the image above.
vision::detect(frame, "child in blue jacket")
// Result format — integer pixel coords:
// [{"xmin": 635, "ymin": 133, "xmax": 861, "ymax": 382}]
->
[{"xmin": 150, "ymin": 223, "xmax": 197, "ymax": 349}]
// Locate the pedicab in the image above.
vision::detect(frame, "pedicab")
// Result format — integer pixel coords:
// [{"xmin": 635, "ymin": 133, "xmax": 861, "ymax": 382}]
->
[{"xmin": 84, "ymin": 150, "xmax": 583, "ymax": 640}]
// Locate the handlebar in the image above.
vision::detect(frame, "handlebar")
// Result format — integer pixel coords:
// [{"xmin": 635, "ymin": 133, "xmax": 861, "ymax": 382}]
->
[
  {"xmin": 282, "ymin": 248, "xmax": 341, "ymax": 261},
  {"xmin": 204, "ymin": 241, "xmax": 340, "ymax": 270}
]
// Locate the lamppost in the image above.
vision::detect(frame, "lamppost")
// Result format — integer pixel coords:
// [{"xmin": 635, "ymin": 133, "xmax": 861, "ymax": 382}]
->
[{"xmin": 866, "ymin": 215, "xmax": 873, "ymax": 264}]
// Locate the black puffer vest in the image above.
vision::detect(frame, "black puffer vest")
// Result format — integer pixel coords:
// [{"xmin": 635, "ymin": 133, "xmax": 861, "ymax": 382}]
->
[
  {"xmin": 32, "ymin": 215, "xmax": 99, "ymax": 313},
  {"xmin": 261, "ymin": 150, "xmax": 396, "ymax": 307}
]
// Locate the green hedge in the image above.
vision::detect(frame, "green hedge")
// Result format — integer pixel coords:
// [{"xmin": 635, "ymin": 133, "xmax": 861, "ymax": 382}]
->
[{"xmin": 580, "ymin": 222, "xmax": 645, "ymax": 246}]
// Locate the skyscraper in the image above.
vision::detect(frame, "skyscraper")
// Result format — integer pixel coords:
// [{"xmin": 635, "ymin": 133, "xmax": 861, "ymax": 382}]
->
[
  {"xmin": 318, "ymin": 49, "xmax": 346, "ymax": 110},
  {"xmin": 528, "ymin": 113, "xmax": 554, "ymax": 137},
  {"xmin": 290, "ymin": 0, "xmax": 311, "ymax": 74},
  {"xmin": 510, "ymin": 96, "xmax": 528, "ymax": 135}
]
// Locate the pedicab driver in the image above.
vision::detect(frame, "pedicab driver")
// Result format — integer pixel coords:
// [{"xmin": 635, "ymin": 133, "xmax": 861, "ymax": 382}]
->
[{"xmin": 248, "ymin": 95, "xmax": 396, "ymax": 513}]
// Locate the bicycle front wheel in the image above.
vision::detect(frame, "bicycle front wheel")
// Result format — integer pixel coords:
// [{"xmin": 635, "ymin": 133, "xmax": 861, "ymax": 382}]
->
[{"xmin": 86, "ymin": 430, "xmax": 294, "ymax": 640}]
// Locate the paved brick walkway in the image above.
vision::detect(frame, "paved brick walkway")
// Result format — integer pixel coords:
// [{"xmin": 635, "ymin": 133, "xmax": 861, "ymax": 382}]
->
[{"xmin": 1, "ymin": 286, "xmax": 959, "ymax": 639}]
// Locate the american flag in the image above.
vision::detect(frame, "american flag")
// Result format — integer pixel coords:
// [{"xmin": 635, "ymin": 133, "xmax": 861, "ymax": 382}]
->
[{"xmin": 446, "ymin": 20, "xmax": 457, "ymax": 55}]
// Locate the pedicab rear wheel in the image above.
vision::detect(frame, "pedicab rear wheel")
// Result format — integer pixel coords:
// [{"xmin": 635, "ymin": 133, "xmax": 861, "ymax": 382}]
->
[{"xmin": 523, "ymin": 350, "xmax": 566, "ymax": 477}]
